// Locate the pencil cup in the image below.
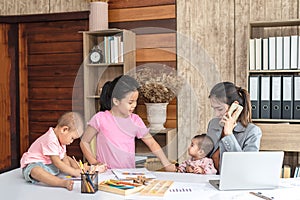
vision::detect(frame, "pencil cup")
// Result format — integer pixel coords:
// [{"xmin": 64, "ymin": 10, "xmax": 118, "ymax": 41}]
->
[{"xmin": 81, "ymin": 173, "xmax": 98, "ymax": 193}]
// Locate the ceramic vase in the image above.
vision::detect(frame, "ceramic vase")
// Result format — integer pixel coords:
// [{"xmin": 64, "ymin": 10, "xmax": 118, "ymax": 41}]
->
[
  {"xmin": 89, "ymin": 2, "xmax": 108, "ymax": 31},
  {"xmin": 145, "ymin": 103, "xmax": 168, "ymax": 132}
]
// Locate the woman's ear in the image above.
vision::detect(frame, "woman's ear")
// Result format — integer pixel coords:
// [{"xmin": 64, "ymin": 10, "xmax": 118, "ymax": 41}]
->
[{"xmin": 112, "ymin": 98, "xmax": 119, "ymax": 106}]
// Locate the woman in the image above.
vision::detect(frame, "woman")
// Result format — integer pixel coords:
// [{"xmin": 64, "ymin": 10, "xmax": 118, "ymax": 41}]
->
[{"xmin": 207, "ymin": 82, "xmax": 262, "ymax": 173}]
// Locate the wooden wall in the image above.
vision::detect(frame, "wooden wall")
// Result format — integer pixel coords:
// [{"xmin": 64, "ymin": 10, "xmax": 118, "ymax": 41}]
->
[
  {"xmin": 18, "ymin": 15, "xmax": 89, "ymax": 159},
  {"xmin": 177, "ymin": 0, "xmax": 300, "ymax": 163},
  {"xmin": 0, "ymin": 24, "xmax": 12, "ymax": 170}
]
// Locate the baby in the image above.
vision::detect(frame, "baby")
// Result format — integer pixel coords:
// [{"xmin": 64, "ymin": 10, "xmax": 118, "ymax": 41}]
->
[{"xmin": 176, "ymin": 134, "xmax": 217, "ymax": 174}]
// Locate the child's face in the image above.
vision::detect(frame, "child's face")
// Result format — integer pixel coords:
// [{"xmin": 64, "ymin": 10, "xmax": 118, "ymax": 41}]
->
[
  {"xmin": 58, "ymin": 126, "xmax": 81, "ymax": 145},
  {"xmin": 113, "ymin": 90, "xmax": 139, "ymax": 117},
  {"xmin": 188, "ymin": 138, "xmax": 200, "ymax": 157},
  {"xmin": 210, "ymin": 97, "xmax": 229, "ymax": 118}
]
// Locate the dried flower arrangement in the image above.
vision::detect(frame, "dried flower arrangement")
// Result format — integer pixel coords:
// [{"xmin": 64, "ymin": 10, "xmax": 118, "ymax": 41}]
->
[{"xmin": 135, "ymin": 64, "xmax": 183, "ymax": 103}]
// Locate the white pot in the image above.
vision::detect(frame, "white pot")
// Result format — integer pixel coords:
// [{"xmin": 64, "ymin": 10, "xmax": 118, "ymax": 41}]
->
[
  {"xmin": 89, "ymin": 2, "xmax": 108, "ymax": 31},
  {"xmin": 145, "ymin": 103, "xmax": 168, "ymax": 132}
]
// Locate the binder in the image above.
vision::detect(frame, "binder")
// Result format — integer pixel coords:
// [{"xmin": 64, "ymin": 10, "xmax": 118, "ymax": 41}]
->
[
  {"xmin": 260, "ymin": 76, "xmax": 271, "ymax": 118},
  {"xmin": 276, "ymin": 36, "xmax": 283, "ymax": 70},
  {"xmin": 268, "ymin": 37, "xmax": 276, "ymax": 70},
  {"xmin": 282, "ymin": 76, "xmax": 293, "ymax": 119},
  {"xmin": 255, "ymin": 38, "xmax": 262, "ymax": 70},
  {"xmin": 290, "ymin": 35, "xmax": 298, "ymax": 69},
  {"xmin": 249, "ymin": 76, "xmax": 260, "ymax": 119},
  {"xmin": 249, "ymin": 39, "xmax": 255, "ymax": 70},
  {"xmin": 262, "ymin": 38, "xmax": 269, "ymax": 70},
  {"xmin": 283, "ymin": 36, "xmax": 290, "ymax": 70},
  {"xmin": 293, "ymin": 76, "xmax": 300, "ymax": 119},
  {"xmin": 271, "ymin": 76, "xmax": 282, "ymax": 119}
]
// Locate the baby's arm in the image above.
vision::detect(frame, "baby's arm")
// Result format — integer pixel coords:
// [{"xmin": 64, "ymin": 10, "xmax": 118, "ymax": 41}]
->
[{"xmin": 51, "ymin": 155, "xmax": 81, "ymax": 177}]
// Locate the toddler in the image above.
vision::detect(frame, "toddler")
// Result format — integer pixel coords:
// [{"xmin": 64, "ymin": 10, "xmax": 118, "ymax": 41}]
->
[{"xmin": 20, "ymin": 112, "xmax": 105, "ymax": 190}]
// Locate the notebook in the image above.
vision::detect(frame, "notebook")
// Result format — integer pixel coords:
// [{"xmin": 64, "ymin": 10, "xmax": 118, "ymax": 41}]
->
[{"xmin": 209, "ymin": 151, "xmax": 284, "ymax": 191}]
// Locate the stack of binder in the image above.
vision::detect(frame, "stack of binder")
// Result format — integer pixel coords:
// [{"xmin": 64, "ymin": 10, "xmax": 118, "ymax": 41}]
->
[
  {"xmin": 249, "ymin": 75, "xmax": 300, "ymax": 119},
  {"xmin": 249, "ymin": 35, "xmax": 300, "ymax": 71}
]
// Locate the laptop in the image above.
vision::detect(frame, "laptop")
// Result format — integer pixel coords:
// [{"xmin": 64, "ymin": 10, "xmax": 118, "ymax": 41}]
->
[{"xmin": 209, "ymin": 151, "xmax": 284, "ymax": 190}]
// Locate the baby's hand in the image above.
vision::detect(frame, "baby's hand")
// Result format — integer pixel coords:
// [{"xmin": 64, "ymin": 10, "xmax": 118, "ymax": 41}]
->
[
  {"xmin": 73, "ymin": 168, "xmax": 82, "ymax": 177},
  {"xmin": 193, "ymin": 166, "xmax": 204, "ymax": 174},
  {"xmin": 186, "ymin": 165, "xmax": 194, "ymax": 173}
]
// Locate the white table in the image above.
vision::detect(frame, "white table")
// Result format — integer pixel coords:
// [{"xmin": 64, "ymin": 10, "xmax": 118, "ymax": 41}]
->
[{"xmin": 1, "ymin": 168, "xmax": 300, "ymax": 200}]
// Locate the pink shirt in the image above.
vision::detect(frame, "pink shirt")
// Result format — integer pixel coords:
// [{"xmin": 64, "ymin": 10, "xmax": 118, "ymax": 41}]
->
[
  {"xmin": 178, "ymin": 157, "xmax": 217, "ymax": 175},
  {"xmin": 88, "ymin": 111, "xmax": 149, "ymax": 169},
  {"xmin": 20, "ymin": 127, "xmax": 66, "ymax": 168}
]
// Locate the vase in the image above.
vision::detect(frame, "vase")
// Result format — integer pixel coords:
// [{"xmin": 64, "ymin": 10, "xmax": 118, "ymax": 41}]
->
[
  {"xmin": 89, "ymin": 2, "xmax": 108, "ymax": 31},
  {"xmin": 145, "ymin": 103, "xmax": 168, "ymax": 132}
]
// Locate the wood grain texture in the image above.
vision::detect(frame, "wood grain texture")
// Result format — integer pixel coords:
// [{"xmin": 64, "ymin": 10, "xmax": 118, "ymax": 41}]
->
[
  {"xmin": 109, "ymin": 5, "xmax": 175, "ymax": 22},
  {"xmin": 19, "ymin": 23, "xmax": 30, "ymax": 158},
  {"xmin": 0, "ymin": 24, "xmax": 12, "ymax": 170},
  {"xmin": 109, "ymin": 0, "xmax": 175, "ymax": 9},
  {"xmin": 258, "ymin": 123, "xmax": 300, "ymax": 152},
  {"xmin": 136, "ymin": 48, "xmax": 176, "ymax": 62},
  {"xmin": 136, "ymin": 33, "xmax": 175, "ymax": 49}
]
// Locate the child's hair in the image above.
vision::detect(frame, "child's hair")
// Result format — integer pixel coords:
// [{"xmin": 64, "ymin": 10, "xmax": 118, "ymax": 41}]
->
[
  {"xmin": 57, "ymin": 112, "xmax": 84, "ymax": 137},
  {"xmin": 100, "ymin": 75, "xmax": 139, "ymax": 111},
  {"xmin": 208, "ymin": 81, "xmax": 252, "ymax": 127},
  {"xmin": 193, "ymin": 134, "xmax": 214, "ymax": 157}
]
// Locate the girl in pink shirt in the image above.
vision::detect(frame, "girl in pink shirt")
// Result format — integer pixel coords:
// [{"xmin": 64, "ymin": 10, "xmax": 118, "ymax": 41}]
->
[
  {"xmin": 176, "ymin": 134, "xmax": 217, "ymax": 174},
  {"xmin": 80, "ymin": 75, "xmax": 175, "ymax": 171}
]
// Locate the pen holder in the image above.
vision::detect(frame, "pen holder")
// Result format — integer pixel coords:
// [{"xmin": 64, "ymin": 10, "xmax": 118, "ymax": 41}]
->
[{"xmin": 81, "ymin": 173, "xmax": 98, "ymax": 193}]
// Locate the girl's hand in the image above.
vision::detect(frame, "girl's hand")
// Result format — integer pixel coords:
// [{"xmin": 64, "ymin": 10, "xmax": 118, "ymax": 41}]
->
[
  {"xmin": 95, "ymin": 163, "xmax": 107, "ymax": 173},
  {"xmin": 164, "ymin": 163, "xmax": 176, "ymax": 172}
]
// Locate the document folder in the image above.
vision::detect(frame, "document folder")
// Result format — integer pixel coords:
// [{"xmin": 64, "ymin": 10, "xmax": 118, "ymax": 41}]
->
[
  {"xmin": 260, "ymin": 76, "xmax": 271, "ymax": 119},
  {"xmin": 271, "ymin": 76, "xmax": 282, "ymax": 119},
  {"xmin": 294, "ymin": 76, "xmax": 300, "ymax": 119},
  {"xmin": 249, "ymin": 76, "xmax": 260, "ymax": 119},
  {"xmin": 282, "ymin": 76, "xmax": 293, "ymax": 119}
]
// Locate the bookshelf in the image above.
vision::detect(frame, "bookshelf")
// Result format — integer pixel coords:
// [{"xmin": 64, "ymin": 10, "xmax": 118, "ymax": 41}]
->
[
  {"xmin": 248, "ymin": 20, "xmax": 300, "ymax": 153},
  {"xmin": 82, "ymin": 29, "xmax": 136, "ymax": 125}
]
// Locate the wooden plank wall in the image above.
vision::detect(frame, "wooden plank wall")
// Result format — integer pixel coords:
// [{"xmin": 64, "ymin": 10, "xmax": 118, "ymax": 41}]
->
[
  {"xmin": 177, "ymin": 0, "xmax": 300, "ymax": 164},
  {"xmin": 0, "ymin": 24, "xmax": 12, "ymax": 170},
  {"xmin": 19, "ymin": 19, "xmax": 88, "ymax": 159}
]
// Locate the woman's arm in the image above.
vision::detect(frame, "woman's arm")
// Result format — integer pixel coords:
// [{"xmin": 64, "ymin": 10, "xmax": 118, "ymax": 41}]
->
[
  {"xmin": 80, "ymin": 125, "xmax": 99, "ymax": 165},
  {"xmin": 141, "ymin": 133, "xmax": 175, "ymax": 172}
]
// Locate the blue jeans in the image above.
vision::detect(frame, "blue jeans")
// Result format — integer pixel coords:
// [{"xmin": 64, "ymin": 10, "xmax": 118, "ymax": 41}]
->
[{"xmin": 22, "ymin": 162, "xmax": 59, "ymax": 184}]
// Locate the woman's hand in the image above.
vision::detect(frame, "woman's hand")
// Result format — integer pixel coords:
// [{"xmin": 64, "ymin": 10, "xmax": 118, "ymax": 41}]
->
[{"xmin": 220, "ymin": 109, "xmax": 238, "ymax": 136}]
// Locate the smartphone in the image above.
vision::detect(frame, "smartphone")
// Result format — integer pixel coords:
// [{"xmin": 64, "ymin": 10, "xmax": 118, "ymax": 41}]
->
[{"xmin": 219, "ymin": 103, "xmax": 243, "ymax": 127}]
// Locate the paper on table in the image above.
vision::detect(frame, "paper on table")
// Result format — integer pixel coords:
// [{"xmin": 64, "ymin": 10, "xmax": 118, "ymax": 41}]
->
[{"xmin": 112, "ymin": 168, "xmax": 156, "ymax": 180}]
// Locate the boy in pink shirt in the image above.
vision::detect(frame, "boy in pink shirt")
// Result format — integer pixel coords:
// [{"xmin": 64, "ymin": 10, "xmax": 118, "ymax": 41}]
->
[{"xmin": 20, "ymin": 112, "xmax": 105, "ymax": 190}]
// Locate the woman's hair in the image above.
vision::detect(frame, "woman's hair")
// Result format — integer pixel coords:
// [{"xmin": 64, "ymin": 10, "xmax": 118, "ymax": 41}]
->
[
  {"xmin": 209, "ymin": 82, "xmax": 252, "ymax": 126},
  {"xmin": 100, "ymin": 75, "xmax": 139, "ymax": 111},
  {"xmin": 193, "ymin": 134, "xmax": 214, "ymax": 157}
]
